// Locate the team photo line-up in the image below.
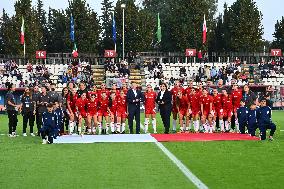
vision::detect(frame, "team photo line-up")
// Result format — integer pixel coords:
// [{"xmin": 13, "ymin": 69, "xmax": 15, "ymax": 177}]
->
[{"xmin": 5, "ymin": 79, "xmax": 276, "ymax": 144}]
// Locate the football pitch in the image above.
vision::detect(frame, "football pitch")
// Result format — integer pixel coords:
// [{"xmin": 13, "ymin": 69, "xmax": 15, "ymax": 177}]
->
[{"xmin": 0, "ymin": 111, "xmax": 284, "ymax": 189}]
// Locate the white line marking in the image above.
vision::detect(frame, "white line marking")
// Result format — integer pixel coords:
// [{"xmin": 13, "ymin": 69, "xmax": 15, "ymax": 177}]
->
[
  {"xmin": 280, "ymin": 130, "xmax": 284, "ymax": 132},
  {"xmin": 154, "ymin": 141, "xmax": 208, "ymax": 189}
]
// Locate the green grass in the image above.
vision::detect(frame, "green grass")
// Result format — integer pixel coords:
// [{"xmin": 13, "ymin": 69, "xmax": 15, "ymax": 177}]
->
[
  {"xmin": 164, "ymin": 111, "xmax": 284, "ymax": 189},
  {"xmin": 0, "ymin": 111, "xmax": 284, "ymax": 189}
]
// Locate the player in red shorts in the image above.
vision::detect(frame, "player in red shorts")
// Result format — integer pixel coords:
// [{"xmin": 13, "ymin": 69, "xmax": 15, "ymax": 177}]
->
[
  {"xmin": 116, "ymin": 90, "xmax": 128, "ymax": 134},
  {"xmin": 188, "ymin": 88, "xmax": 201, "ymax": 132},
  {"xmin": 75, "ymin": 93, "xmax": 88, "ymax": 135},
  {"xmin": 232, "ymin": 84, "xmax": 243, "ymax": 132},
  {"xmin": 170, "ymin": 80, "xmax": 185, "ymax": 132},
  {"xmin": 87, "ymin": 93, "xmax": 98, "ymax": 134},
  {"xmin": 212, "ymin": 89, "xmax": 224, "ymax": 132},
  {"xmin": 97, "ymin": 92, "xmax": 110, "ymax": 134},
  {"xmin": 200, "ymin": 88, "xmax": 213, "ymax": 132},
  {"xmin": 143, "ymin": 84, "xmax": 157, "ymax": 133},
  {"xmin": 108, "ymin": 92, "xmax": 118, "ymax": 134},
  {"xmin": 222, "ymin": 89, "xmax": 233, "ymax": 132},
  {"xmin": 67, "ymin": 88, "xmax": 78, "ymax": 134},
  {"xmin": 176, "ymin": 91, "xmax": 190, "ymax": 133}
]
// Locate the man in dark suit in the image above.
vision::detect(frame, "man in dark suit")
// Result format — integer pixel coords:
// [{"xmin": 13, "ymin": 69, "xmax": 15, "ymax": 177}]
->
[
  {"xmin": 156, "ymin": 83, "xmax": 172, "ymax": 134},
  {"xmin": 127, "ymin": 82, "xmax": 144, "ymax": 134}
]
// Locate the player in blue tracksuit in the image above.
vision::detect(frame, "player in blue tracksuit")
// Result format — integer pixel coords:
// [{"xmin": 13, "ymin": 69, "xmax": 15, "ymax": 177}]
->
[
  {"xmin": 237, "ymin": 99, "xmax": 248, "ymax": 134},
  {"xmin": 248, "ymin": 103, "xmax": 257, "ymax": 136},
  {"xmin": 54, "ymin": 102, "xmax": 63, "ymax": 138},
  {"xmin": 256, "ymin": 98, "xmax": 276, "ymax": 141},
  {"xmin": 41, "ymin": 103, "xmax": 57, "ymax": 144}
]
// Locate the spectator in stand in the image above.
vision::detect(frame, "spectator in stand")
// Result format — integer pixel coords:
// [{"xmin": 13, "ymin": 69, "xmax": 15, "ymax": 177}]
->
[
  {"xmin": 198, "ymin": 50, "xmax": 202, "ymax": 63},
  {"xmin": 27, "ymin": 63, "xmax": 33, "ymax": 72},
  {"xmin": 249, "ymin": 64, "xmax": 254, "ymax": 79},
  {"xmin": 210, "ymin": 66, "xmax": 217, "ymax": 82}
]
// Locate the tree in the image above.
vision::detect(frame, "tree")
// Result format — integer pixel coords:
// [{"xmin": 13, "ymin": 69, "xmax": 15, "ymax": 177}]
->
[
  {"xmin": 66, "ymin": 0, "xmax": 101, "ymax": 53},
  {"xmin": 142, "ymin": 0, "xmax": 217, "ymax": 52},
  {"xmin": 226, "ymin": 0, "xmax": 263, "ymax": 52},
  {"xmin": 100, "ymin": 0, "xmax": 114, "ymax": 52},
  {"xmin": 46, "ymin": 8, "xmax": 68, "ymax": 53},
  {"xmin": 36, "ymin": 0, "xmax": 48, "ymax": 50},
  {"xmin": 272, "ymin": 17, "xmax": 284, "ymax": 50},
  {"xmin": 114, "ymin": 0, "xmax": 155, "ymax": 53}
]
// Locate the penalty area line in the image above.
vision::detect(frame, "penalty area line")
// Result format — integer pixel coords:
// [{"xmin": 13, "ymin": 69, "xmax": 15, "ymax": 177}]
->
[{"xmin": 154, "ymin": 141, "xmax": 208, "ymax": 189}]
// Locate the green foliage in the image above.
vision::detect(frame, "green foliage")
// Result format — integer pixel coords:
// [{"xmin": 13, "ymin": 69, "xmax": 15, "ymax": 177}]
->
[
  {"xmin": 143, "ymin": 0, "xmax": 217, "ymax": 52},
  {"xmin": 114, "ymin": 0, "xmax": 155, "ymax": 53},
  {"xmin": 272, "ymin": 17, "xmax": 284, "ymax": 50},
  {"xmin": 100, "ymin": 0, "xmax": 115, "ymax": 52},
  {"xmin": 0, "ymin": 0, "xmax": 269, "ymax": 58},
  {"xmin": 210, "ymin": 0, "xmax": 264, "ymax": 53}
]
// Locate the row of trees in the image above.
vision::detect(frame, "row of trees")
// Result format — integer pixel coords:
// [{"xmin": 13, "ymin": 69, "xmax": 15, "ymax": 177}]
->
[{"xmin": 0, "ymin": 0, "xmax": 283, "ymax": 60}]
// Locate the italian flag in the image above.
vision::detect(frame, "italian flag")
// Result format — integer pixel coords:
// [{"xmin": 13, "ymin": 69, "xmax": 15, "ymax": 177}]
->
[
  {"xmin": 202, "ymin": 14, "xmax": 207, "ymax": 44},
  {"xmin": 72, "ymin": 43, "xmax": 78, "ymax": 58},
  {"xmin": 20, "ymin": 16, "xmax": 25, "ymax": 45}
]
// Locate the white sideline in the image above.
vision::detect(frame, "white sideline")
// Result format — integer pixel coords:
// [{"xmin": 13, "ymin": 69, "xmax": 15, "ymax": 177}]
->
[
  {"xmin": 280, "ymin": 130, "xmax": 284, "ymax": 132},
  {"xmin": 142, "ymin": 122, "xmax": 208, "ymax": 189},
  {"xmin": 154, "ymin": 141, "xmax": 209, "ymax": 189}
]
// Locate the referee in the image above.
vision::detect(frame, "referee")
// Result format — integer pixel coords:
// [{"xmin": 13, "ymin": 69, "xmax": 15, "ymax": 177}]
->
[{"xmin": 6, "ymin": 84, "xmax": 20, "ymax": 137}]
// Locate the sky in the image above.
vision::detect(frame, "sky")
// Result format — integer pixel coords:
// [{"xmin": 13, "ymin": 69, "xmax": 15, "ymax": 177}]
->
[{"xmin": 0, "ymin": 0, "xmax": 283, "ymax": 41}]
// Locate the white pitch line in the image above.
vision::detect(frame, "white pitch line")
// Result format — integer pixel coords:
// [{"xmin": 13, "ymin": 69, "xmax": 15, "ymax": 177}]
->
[
  {"xmin": 154, "ymin": 141, "xmax": 208, "ymax": 189},
  {"xmin": 280, "ymin": 130, "xmax": 284, "ymax": 132}
]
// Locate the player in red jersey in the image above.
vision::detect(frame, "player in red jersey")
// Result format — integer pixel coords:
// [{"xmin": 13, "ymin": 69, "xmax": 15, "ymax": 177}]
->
[
  {"xmin": 108, "ymin": 92, "xmax": 118, "ymax": 134},
  {"xmin": 116, "ymin": 90, "xmax": 128, "ymax": 134},
  {"xmin": 87, "ymin": 93, "xmax": 98, "ymax": 134},
  {"xmin": 97, "ymin": 83, "xmax": 110, "ymax": 100},
  {"xmin": 97, "ymin": 92, "xmax": 110, "ymax": 134},
  {"xmin": 121, "ymin": 82, "xmax": 129, "ymax": 95},
  {"xmin": 89, "ymin": 85, "xmax": 98, "ymax": 97},
  {"xmin": 170, "ymin": 80, "xmax": 185, "ymax": 132},
  {"xmin": 231, "ymin": 84, "xmax": 243, "ymax": 132},
  {"xmin": 110, "ymin": 83, "xmax": 120, "ymax": 96},
  {"xmin": 212, "ymin": 89, "xmax": 223, "ymax": 132},
  {"xmin": 185, "ymin": 80, "xmax": 193, "ymax": 98},
  {"xmin": 188, "ymin": 88, "xmax": 201, "ymax": 132},
  {"xmin": 143, "ymin": 84, "xmax": 157, "ymax": 133},
  {"xmin": 196, "ymin": 82, "xmax": 203, "ymax": 95},
  {"xmin": 176, "ymin": 91, "xmax": 190, "ymax": 133},
  {"xmin": 221, "ymin": 89, "xmax": 233, "ymax": 132},
  {"xmin": 67, "ymin": 88, "xmax": 78, "ymax": 134},
  {"xmin": 200, "ymin": 88, "xmax": 213, "ymax": 132},
  {"xmin": 75, "ymin": 93, "xmax": 88, "ymax": 135}
]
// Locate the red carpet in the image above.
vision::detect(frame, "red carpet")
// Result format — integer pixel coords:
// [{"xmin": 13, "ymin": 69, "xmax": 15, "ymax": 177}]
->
[{"xmin": 151, "ymin": 133, "xmax": 260, "ymax": 142}]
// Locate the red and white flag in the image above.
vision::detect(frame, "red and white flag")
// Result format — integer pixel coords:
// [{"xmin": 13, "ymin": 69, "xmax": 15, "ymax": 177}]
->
[
  {"xmin": 202, "ymin": 14, "xmax": 207, "ymax": 44},
  {"xmin": 20, "ymin": 16, "xmax": 25, "ymax": 45}
]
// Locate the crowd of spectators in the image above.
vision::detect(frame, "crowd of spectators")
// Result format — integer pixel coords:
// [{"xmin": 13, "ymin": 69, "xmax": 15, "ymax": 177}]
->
[
  {"xmin": 259, "ymin": 58, "xmax": 284, "ymax": 79},
  {"xmin": 144, "ymin": 60, "xmax": 163, "ymax": 80},
  {"xmin": 58, "ymin": 60, "xmax": 93, "ymax": 89},
  {"xmin": 104, "ymin": 60, "xmax": 130, "ymax": 78},
  {"xmin": 0, "ymin": 60, "xmax": 52, "ymax": 88}
]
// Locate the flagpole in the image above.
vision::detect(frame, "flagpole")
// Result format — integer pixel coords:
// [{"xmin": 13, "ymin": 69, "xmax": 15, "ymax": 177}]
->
[{"xmin": 24, "ymin": 42, "xmax": 26, "ymax": 60}]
